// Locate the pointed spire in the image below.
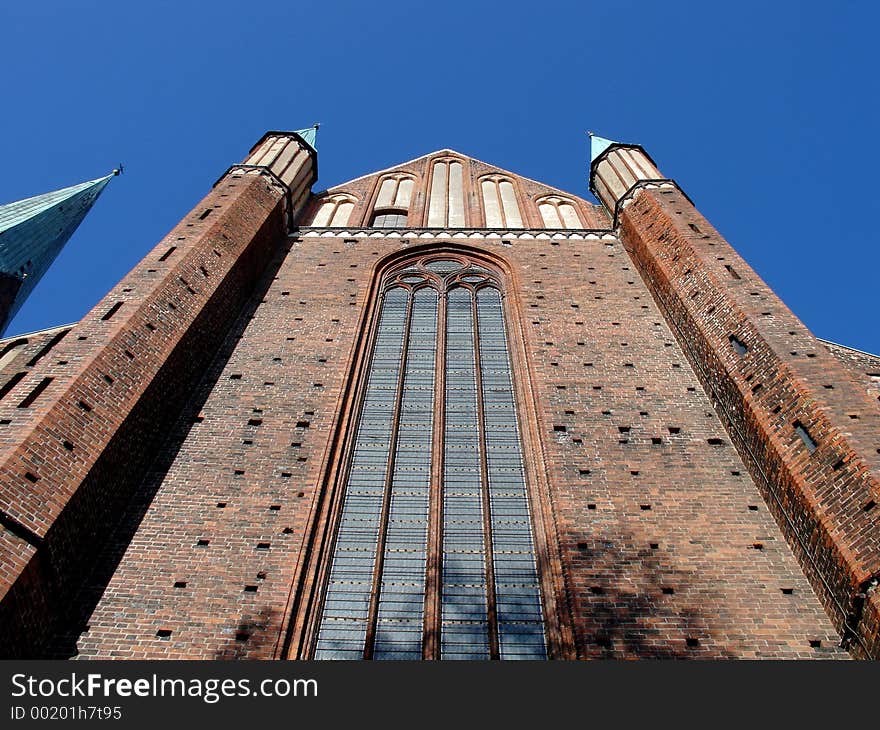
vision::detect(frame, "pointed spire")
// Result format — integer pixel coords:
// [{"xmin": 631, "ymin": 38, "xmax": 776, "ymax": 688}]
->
[
  {"xmin": 0, "ymin": 172, "xmax": 115, "ymax": 332},
  {"xmin": 295, "ymin": 123, "xmax": 320, "ymax": 152},
  {"xmin": 588, "ymin": 132, "xmax": 617, "ymax": 164}
]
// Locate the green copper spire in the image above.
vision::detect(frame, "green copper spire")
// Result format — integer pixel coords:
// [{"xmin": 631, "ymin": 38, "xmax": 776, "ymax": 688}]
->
[
  {"xmin": 589, "ymin": 132, "xmax": 617, "ymax": 164},
  {"xmin": 0, "ymin": 171, "xmax": 117, "ymax": 333},
  {"xmin": 295, "ymin": 123, "xmax": 320, "ymax": 152}
]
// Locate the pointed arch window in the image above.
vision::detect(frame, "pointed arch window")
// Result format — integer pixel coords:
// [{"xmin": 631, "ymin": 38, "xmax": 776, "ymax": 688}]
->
[
  {"xmin": 311, "ymin": 194, "xmax": 357, "ymax": 227},
  {"xmin": 480, "ymin": 176, "xmax": 523, "ymax": 228},
  {"xmin": 427, "ymin": 160, "xmax": 466, "ymax": 228},
  {"xmin": 314, "ymin": 253, "xmax": 546, "ymax": 660},
  {"xmin": 370, "ymin": 174, "xmax": 415, "ymax": 227},
  {"xmin": 537, "ymin": 195, "xmax": 583, "ymax": 229},
  {"xmin": 375, "ymin": 175, "xmax": 415, "ymax": 211}
]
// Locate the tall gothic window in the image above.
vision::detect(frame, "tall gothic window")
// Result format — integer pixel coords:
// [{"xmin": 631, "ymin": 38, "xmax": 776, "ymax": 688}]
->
[
  {"xmin": 480, "ymin": 176, "xmax": 524, "ymax": 228},
  {"xmin": 314, "ymin": 253, "xmax": 546, "ymax": 660}
]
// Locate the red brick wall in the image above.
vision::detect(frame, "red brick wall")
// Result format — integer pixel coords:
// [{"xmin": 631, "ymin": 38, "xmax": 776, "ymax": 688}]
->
[
  {"xmin": 0, "ymin": 170, "xmax": 289, "ymax": 657},
  {"xmin": 618, "ymin": 186, "xmax": 880, "ymax": 658},
  {"xmin": 69, "ymin": 222, "xmax": 846, "ymax": 659},
  {"xmin": 1, "ymin": 152, "xmax": 870, "ymax": 660}
]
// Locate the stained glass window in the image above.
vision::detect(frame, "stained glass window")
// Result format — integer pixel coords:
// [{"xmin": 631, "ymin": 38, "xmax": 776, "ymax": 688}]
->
[{"xmin": 314, "ymin": 254, "xmax": 546, "ymax": 660}]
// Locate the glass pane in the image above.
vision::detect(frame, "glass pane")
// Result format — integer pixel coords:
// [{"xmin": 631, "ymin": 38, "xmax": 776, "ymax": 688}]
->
[
  {"xmin": 476, "ymin": 287, "xmax": 546, "ymax": 659},
  {"xmin": 441, "ymin": 287, "xmax": 490, "ymax": 659},
  {"xmin": 374, "ymin": 288, "xmax": 438, "ymax": 660},
  {"xmin": 425, "ymin": 259, "xmax": 462, "ymax": 274},
  {"xmin": 316, "ymin": 260, "xmax": 546, "ymax": 661},
  {"xmin": 315, "ymin": 287, "xmax": 409, "ymax": 659}
]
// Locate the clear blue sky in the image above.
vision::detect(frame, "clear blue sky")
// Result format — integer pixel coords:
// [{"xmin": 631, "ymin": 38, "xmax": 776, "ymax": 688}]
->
[{"xmin": 2, "ymin": 1, "xmax": 878, "ymax": 354}]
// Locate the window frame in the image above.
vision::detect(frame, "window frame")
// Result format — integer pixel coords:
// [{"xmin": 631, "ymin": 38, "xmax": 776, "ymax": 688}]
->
[{"xmin": 300, "ymin": 247, "xmax": 570, "ymax": 660}]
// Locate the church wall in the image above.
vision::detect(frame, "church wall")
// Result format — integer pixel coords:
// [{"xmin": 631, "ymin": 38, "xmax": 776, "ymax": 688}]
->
[
  {"xmin": 618, "ymin": 185, "xmax": 880, "ymax": 658},
  {"xmin": 0, "ymin": 136, "xmax": 874, "ymax": 660},
  {"xmin": 70, "ymin": 221, "xmax": 846, "ymax": 659},
  {"xmin": 0, "ymin": 171, "xmax": 289, "ymax": 657}
]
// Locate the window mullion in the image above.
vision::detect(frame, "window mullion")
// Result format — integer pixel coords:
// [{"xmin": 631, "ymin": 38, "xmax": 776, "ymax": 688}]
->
[
  {"xmin": 471, "ymin": 289, "xmax": 500, "ymax": 659},
  {"xmin": 423, "ymin": 287, "xmax": 446, "ymax": 660},
  {"xmin": 363, "ymin": 291, "xmax": 415, "ymax": 659}
]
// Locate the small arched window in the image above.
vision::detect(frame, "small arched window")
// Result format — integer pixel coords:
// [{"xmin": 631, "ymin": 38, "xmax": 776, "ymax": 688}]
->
[
  {"xmin": 536, "ymin": 195, "xmax": 583, "ymax": 229},
  {"xmin": 375, "ymin": 175, "xmax": 415, "ymax": 211},
  {"xmin": 311, "ymin": 194, "xmax": 357, "ymax": 227},
  {"xmin": 314, "ymin": 252, "xmax": 547, "ymax": 660},
  {"xmin": 480, "ymin": 176, "xmax": 523, "ymax": 228},
  {"xmin": 427, "ymin": 159, "xmax": 466, "ymax": 227}
]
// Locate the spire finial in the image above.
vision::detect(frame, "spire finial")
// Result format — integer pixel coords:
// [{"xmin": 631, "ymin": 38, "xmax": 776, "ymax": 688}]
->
[
  {"xmin": 590, "ymin": 133, "xmax": 617, "ymax": 164},
  {"xmin": 294, "ymin": 125, "xmax": 319, "ymax": 152}
]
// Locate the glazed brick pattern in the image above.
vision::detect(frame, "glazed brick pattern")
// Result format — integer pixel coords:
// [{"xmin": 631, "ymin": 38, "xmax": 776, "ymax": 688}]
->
[
  {"xmin": 70, "ymin": 222, "xmax": 845, "ymax": 659},
  {"xmin": 0, "ymin": 171, "xmax": 288, "ymax": 657},
  {"xmin": 618, "ymin": 187, "xmax": 880, "ymax": 658}
]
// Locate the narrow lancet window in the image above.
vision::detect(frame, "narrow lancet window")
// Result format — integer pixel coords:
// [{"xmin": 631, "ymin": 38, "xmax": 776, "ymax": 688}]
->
[
  {"xmin": 481, "ymin": 177, "xmax": 523, "ymax": 228},
  {"xmin": 428, "ymin": 160, "xmax": 466, "ymax": 227},
  {"xmin": 312, "ymin": 194, "xmax": 357, "ymax": 227},
  {"xmin": 537, "ymin": 195, "xmax": 582, "ymax": 229}
]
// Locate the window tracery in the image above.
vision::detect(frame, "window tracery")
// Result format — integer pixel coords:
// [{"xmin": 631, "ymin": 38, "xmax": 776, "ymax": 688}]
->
[{"xmin": 314, "ymin": 253, "xmax": 546, "ymax": 660}]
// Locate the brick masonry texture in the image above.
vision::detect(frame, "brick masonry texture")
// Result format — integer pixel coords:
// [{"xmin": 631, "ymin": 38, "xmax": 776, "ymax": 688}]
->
[
  {"xmin": 62, "ymin": 225, "xmax": 844, "ymax": 659},
  {"xmin": 0, "ymin": 169, "xmax": 289, "ymax": 657},
  {"xmin": 617, "ymin": 185, "xmax": 880, "ymax": 658},
  {"xmin": 0, "ymin": 144, "xmax": 873, "ymax": 660}
]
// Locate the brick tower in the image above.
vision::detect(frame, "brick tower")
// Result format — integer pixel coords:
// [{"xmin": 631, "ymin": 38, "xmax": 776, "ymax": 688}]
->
[{"xmin": 0, "ymin": 128, "xmax": 877, "ymax": 659}]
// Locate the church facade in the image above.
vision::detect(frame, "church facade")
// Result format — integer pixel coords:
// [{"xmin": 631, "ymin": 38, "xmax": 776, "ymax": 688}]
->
[{"xmin": 0, "ymin": 129, "xmax": 877, "ymax": 659}]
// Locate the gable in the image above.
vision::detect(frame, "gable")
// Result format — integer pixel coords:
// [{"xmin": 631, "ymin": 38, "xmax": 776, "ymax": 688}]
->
[{"xmin": 301, "ymin": 150, "xmax": 610, "ymax": 230}]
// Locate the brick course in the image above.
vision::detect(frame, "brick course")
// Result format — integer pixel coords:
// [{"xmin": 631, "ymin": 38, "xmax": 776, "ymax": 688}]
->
[{"xmin": 617, "ymin": 186, "xmax": 880, "ymax": 657}]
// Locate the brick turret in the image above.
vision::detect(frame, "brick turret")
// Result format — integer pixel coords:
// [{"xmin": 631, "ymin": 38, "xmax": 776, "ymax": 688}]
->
[
  {"xmin": 0, "ymin": 130, "xmax": 316, "ymax": 657},
  {"xmin": 591, "ymin": 135, "xmax": 880, "ymax": 658}
]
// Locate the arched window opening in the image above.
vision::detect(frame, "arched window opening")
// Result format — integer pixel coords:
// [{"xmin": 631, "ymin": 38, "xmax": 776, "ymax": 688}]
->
[
  {"xmin": 314, "ymin": 253, "xmax": 546, "ymax": 660},
  {"xmin": 480, "ymin": 177, "xmax": 523, "ymax": 228},
  {"xmin": 311, "ymin": 194, "xmax": 357, "ymax": 227},
  {"xmin": 537, "ymin": 195, "xmax": 583, "ymax": 229},
  {"xmin": 375, "ymin": 175, "xmax": 415, "ymax": 211},
  {"xmin": 427, "ymin": 160, "xmax": 466, "ymax": 228}
]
